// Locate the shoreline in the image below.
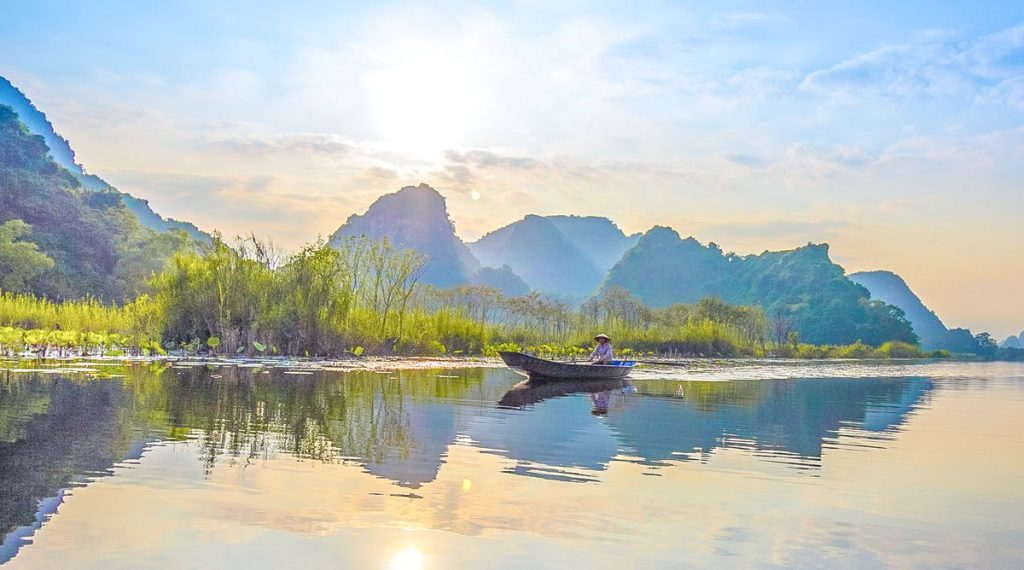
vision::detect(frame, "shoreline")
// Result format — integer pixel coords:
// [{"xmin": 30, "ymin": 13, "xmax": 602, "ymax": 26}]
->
[{"xmin": 0, "ymin": 353, "xmax": 992, "ymax": 374}]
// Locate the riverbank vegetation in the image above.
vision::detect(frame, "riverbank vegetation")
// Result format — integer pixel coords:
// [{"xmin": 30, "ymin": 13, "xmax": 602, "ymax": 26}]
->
[{"xmin": 0, "ymin": 235, "xmax": 960, "ymax": 360}]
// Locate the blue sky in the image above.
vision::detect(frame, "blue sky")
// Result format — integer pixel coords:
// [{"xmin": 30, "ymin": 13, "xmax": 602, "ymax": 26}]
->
[{"xmin": 1, "ymin": 1, "xmax": 1023, "ymax": 336}]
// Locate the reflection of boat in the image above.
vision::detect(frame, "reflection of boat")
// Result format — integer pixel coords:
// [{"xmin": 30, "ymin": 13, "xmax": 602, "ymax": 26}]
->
[
  {"xmin": 498, "ymin": 351, "xmax": 635, "ymax": 381},
  {"xmin": 498, "ymin": 377, "xmax": 631, "ymax": 408}
]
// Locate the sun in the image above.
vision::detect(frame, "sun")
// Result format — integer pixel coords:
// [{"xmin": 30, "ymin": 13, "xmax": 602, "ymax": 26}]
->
[{"xmin": 368, "ymin": 48, "xmax": 481, "ymax": 158}]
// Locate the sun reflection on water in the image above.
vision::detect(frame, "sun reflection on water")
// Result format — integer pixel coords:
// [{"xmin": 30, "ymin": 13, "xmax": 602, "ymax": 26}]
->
[{"xmin": 390, "ymin": 546, "xmax": 424, "ymax": 570}]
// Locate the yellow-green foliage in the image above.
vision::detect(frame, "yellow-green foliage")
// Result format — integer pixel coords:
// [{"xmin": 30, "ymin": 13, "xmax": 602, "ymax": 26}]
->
[
  {"xmin": 833, "ymin": 341, "xmax": 875, "ymax": 359},
  {"xmin": 0, "ymin": 290, "xmax": 164, "ymax": 355},
  {"xmin": 0, "ymin": 237, "xmax": 930, "ymax": 359},
  {"xmin": 874, "ymin": 341, "xmax": 925, "ymax": 358}
]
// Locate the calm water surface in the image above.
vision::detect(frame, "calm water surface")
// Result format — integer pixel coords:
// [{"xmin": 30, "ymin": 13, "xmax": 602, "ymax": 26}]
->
[{"xmin": 0, "ymin": 360, "xmax": 1022, "ymax": 568}]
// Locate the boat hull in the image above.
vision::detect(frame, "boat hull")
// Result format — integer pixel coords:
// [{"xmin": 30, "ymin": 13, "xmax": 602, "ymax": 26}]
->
[{"xmin": 498, "ymin": 351, "xmax": 635, "ymax": 381}]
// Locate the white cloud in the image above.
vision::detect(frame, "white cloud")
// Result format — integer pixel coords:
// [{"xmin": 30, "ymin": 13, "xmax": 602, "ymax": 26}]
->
[{"xmin": 801, "ymin": 23, "xmax": 1024, "ymax": 99}]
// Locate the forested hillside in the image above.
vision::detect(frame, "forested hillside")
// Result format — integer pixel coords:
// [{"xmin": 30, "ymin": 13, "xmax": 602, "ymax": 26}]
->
[
  {"xmin": 0, "ymin": 75, "xmax": 209, "ymax": 242},
  {"xmin": 602, "ymin": 226, "xmax": 917, "ymax": 346},
  {"xmin": 0, "ymin": 105, "xmax": 187, "ymax": 300}
]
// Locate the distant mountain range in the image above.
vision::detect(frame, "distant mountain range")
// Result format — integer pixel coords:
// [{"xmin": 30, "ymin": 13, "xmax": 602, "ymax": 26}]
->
[
  {"xmin": 323, "ymin": 183, "xmax": 990, "ymax": 347},
  {"xmin": 2, "ymin": 75, "xmax": 996, "ymax": 350},
  {"xmin": 1002, "ymin": 332, "xmax": 1024, "ymax": 349},
  {"xmin": 469, "ymin": 215, "xmax": 639, "ymax": 296},
  {"xmin": 0, "ymin": 76, "xmax": 209, "ymax": 242},
  {"xmin": 329, "ymin": 184, "xmax": 527, "ymax": 295}
]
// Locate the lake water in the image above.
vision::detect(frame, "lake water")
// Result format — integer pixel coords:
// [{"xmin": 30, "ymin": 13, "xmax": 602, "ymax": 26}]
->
[{"xmin": 1, "ymin": 360, "xmax": 1022, "ymax": 568}]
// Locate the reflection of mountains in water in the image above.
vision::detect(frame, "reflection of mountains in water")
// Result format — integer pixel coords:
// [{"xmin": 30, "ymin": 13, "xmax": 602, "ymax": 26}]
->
[
  {"xmin": 0, "ymin": 377, "xmax": 157, "ymax": 564},
  {"xmin": 0, "ymin": 367, "xmax": 933, "ymax": 552},
  {"xmin": 611, "ymin": 377, "xmax": 933, "ymax": 467},
  {"xmin": 356, "ymin": 372, "xmax": 934, "ymax": 484},
  {"xmin": 462, "ymin": 375, "xmax": 932, "ymax": 481}
]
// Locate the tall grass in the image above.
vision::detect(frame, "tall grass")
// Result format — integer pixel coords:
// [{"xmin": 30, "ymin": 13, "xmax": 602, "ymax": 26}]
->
[
  {"xmin": 0, "ymin": 291, "xmax": 163, "ymax": 355},
  {"xmin": 0, "ymin": 236, "xmax": 936, "ymax": 359}
]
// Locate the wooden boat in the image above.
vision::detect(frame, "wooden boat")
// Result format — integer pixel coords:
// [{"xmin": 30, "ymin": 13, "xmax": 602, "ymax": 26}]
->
[{"xmin": 498, "ymin": 351, "xmax": 635, "ymax": 381}]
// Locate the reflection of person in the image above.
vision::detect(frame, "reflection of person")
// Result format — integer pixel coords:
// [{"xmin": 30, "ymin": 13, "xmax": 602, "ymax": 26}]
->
[
  {"xmin": 590, "ymin": 390, "xmax": 611, "ymax": 415},
  {"xmin": 588, "ymin": 334, "xmax": 614, "ymax": 364}
]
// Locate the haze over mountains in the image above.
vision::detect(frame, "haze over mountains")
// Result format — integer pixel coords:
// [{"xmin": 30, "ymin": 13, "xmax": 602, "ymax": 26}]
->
[
  {"xmin": 848, "ymin": 271, "xmax": 956, "ymax": 350},
  {"xmin": 0, "ymin": 76, "xmax": 209, "ymax": 243},
  {"xmin": 1001, "ymin": 332, "xmax": 1024, "ymax": 349},
  {"xmin": 0, "ymin": 74, "xmax": 996, "ymax": 350},
  {"xmin": 330, "ymin": 185, "xmax": 923, "ymax": 346},
  {"xmin": 329, "ymin": 184, "xmax": 528, "ymax": 295},
  {"xmin": 469, "ymin": 215, "xmax": 639, "ymax": 296},
  {"xmin": 0, "ymin": 105, "xmax": 187, "ymax": 299},
  {"xmin": 330, "ymin": 184, "xmax": 481, "ymax": 288}
]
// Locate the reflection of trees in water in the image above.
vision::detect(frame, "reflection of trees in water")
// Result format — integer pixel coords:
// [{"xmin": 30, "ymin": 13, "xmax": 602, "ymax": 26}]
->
[
  {"xmin": 0, "ymin": 366, "xmax": 490, "ymax": 545},
  {"xmin": 0, "ymin": 366, "xmax": 935, "ymax": 550},
  {"xmin": 122, "ymin": 366, "xmax": 486, "ymax": 474}
]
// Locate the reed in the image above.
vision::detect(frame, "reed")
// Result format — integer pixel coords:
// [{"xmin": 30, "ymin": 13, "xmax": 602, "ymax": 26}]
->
[{"xmin": 0, "ymin": 237, "xmax": 932, "ymax": 359}]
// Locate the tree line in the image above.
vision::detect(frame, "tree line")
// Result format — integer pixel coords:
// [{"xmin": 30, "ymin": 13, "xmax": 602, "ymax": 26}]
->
[{"xmin": 0, "ymin": 234, "xmax": 962, "ymax": 360}]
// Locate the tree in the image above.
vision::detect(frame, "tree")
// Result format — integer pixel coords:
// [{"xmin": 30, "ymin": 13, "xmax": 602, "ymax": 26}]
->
[
  {"xmin": 974, "ymin": 332, "xmax": 999, "ymax": 359},
  {"xmin": 0, "ymin": 220, "xmax": 54, "ymax": 293},
  {"xmin": 769, "ymin": 306, "xmax": 794, "ymax": 350}
]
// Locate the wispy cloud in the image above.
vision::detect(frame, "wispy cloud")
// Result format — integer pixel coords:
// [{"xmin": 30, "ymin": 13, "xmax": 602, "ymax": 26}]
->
[
  {"xmin": 802, "ymin": 23, "xmax": 1024, "ymax": 98},
  {"xmin": 208, "ymin": 133, "xmax": 353, "ymax": 157}
]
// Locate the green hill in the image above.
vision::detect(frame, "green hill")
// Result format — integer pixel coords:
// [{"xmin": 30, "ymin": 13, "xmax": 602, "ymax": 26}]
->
[
  {"xmin": 0, "ymin": 75, "xmax": 209, "ymax": 243},
  {"xmin": 602, "ymin": 227, "xmax": 918, "ymax": 346},
  {"xmin": 0, "ymin": 105, "xmax": 187, "ymax": 300}
]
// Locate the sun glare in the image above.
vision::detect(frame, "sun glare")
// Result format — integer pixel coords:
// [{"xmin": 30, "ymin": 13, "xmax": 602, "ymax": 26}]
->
[
  {"xmin": 368, "ymin": 48, "xmax": 481, "ymax": 158},
  {"xmin": 390, "ymin": 546, "xmax": 425, "ymax": 570}
]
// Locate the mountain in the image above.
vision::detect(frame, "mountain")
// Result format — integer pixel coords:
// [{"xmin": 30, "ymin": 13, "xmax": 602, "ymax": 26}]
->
[
  {"xmin": 0, "ymin": 105, "xmax": 187, "ymax": 300},
  {"xmin": 469, "ymin": 214, "xmax": 639, "ymax": 297},
  {"xmin": 544, "ymin": 215, "xmax": 641, "ymax": 273},
  {"xmin": 847, "ymin": 271, "xmax": 950, "ymax": 349},
  {"xmin": 601, "ymin": 226, "xmax": 728, "ymax": 306},
  {"xmin": 470, "ymin": 265, "xmax": 530, "ymax": 296},
  {"xmin": 602, "ymin": 227, "xmax": 918, "ymax": 346},
  {"xmin": 329, "ymin": 184, "xmax": 481, "ymax": 288},
  {"xmin": 1002, "ymin": 333, "xmax": 1023, "ymax": 349},
  {"xmin": 0, "ymin": 76, "xmax": 209, "ymax": 242},
  {"xmin": 470, "ymin": 215, "xmax": 601, "ymax": 296}
]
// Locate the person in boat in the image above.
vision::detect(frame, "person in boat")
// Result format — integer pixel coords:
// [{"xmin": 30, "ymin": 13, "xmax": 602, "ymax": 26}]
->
[{"xmin": 588, "ymin": 334, "xmax": 614, "ymax": 364}]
